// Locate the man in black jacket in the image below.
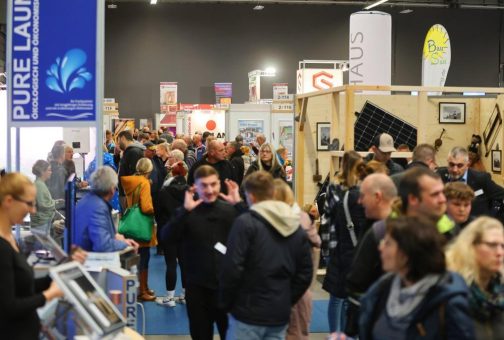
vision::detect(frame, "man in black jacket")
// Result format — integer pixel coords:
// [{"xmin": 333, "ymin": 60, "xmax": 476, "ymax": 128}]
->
[
  {"xmin": 188, "ymin": 140, "xmax": 239, "ymax": 193},
  {"xmin": 117, "ymin": 130, "xmax": 145, "ymax": 209},
  {"xmin": 226, "ymin": 141, "xmax": 245, "ymax": 185},
  {"xmin": 162, "ymin": 165, "xmax": 238, "ymax": 340},
  {"xmin": 219, "ymin": 171, "xmax": 313, "ymax": 339},
  {"xmin": 390, "ymin": 143, "xmax": 437, "ymax": 189},
  {"xmin": 437, "ymin": 146, "xmax": 504, "ymax": 217}
]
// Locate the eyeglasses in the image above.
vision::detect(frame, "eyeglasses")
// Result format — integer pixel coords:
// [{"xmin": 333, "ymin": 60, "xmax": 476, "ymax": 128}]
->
[
  {"xmin": 13, "ymin": 196, "xmax": 36, "ymax": 208},
  {"xmin": 448, "ymin": 162, "xmax": 466, "ymax": 169},
  {"xmin": 478, "ymin": 241, "xmax": 504, "ymax": 251}
]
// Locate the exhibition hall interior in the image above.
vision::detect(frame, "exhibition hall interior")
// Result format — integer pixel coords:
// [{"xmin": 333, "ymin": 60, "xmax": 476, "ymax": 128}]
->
[{"xmin": 2, "ymin": 0, "xmax": 504, "ymax": 339}]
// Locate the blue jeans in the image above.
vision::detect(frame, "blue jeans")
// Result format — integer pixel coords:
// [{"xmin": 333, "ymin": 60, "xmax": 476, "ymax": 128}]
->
[
  {"xmin": 328, "ymin": 295, "xmax": 348, "ymax": 333},
  {"xmin": 227, "ymin": 314, "xmax": 288, "ymax": 340}
]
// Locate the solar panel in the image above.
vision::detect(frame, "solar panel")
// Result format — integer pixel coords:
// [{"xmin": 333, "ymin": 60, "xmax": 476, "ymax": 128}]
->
[{"xmin": 354, "ymin": 101, "xmax": 417, "ymax": 151}]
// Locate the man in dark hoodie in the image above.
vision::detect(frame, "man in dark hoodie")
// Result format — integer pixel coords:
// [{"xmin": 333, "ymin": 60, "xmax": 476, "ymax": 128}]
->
[
  {"xmin": 219, "ymin": 171, "xmax": 313, "ymax": 339},
  {"xmin": 117, "ymin": 130, "xmax": 145, "ymax": 209},
  {"xmin": 188, "ymin": 140, "xmax": 239, "ymax": 192}
]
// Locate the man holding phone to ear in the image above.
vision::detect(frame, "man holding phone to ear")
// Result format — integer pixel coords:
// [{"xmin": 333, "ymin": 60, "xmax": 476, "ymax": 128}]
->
[{"xmin": 161, "ymin": 165, "xmax": 239, "ymax": 340}]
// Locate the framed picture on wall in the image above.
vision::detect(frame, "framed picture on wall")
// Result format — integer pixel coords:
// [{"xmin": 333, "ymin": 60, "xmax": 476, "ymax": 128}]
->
[
  {"xmin": 278, "ymin": 120, "xmax": 294, "ymax": 158},
  {"xmin": 439, "ymin": 103, "xmax": 466, "ymax": 124},
  {"xmin": 317, "ymin": 122, "xmax": 331, "ymax": 151},
  {"xmin": 237, "ymin": 119, "xmax": 264, "ymax": 145},
  {"xmin": 492, "ymin": 150, "xmax": 502, "ymax": 173}
]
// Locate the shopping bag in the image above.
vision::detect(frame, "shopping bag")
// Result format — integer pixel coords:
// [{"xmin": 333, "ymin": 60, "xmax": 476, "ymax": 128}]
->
[{"xmin": 118, "ymin": 185, "xmax": 153, "ymax": 242}]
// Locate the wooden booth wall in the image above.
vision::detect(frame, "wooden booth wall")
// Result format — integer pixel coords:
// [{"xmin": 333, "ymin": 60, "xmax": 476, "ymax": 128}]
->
[{"xmin": 294, "ymin": 85, "xmax": 504, "ymax": 207}]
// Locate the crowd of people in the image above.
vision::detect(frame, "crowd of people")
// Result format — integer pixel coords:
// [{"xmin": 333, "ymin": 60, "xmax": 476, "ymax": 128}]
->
[
  {"xmin": 321, "ymin": 133, "xmax": 504, "ymax": 340},
  {"xmin": 3, "ymin": 126, "xmax": 504, "ymax": 340}
]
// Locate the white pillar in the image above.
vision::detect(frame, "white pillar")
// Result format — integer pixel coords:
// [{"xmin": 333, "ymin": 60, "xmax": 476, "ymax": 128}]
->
[{"xmin": 349, "ymin": 11, "xmax": 392, "ymax": 90}]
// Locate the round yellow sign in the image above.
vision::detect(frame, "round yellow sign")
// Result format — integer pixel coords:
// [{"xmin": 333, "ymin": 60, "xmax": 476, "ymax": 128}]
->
[{"xmin": 423, "ymin": 24, "xmax": 450, "ymax": 65}]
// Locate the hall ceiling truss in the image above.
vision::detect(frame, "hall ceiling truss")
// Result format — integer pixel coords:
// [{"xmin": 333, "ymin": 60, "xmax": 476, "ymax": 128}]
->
[{"xmin": 112, "ymin": 0, "xmax": 504, "ymax": 9}]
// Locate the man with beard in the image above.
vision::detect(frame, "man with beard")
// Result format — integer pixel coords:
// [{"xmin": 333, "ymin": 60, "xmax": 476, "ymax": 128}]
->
[
  {"xmin": 161, "ymin": 165, "xmax": 239, "ymax": 340},
  {"xmin": 117, "ymin": 130, "xmax": 145, "ymax": 210}
]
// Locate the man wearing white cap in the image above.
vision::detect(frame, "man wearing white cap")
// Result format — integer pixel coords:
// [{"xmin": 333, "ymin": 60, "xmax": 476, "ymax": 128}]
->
[{"xmin": 365, "ymin": 133, "xmax": 404, "ymax": 175}]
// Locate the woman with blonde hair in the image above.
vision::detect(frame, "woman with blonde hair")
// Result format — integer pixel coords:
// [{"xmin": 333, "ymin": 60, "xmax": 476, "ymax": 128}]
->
[
  {"xmin": 121, "ymin": 158, "xmax": 157, "ymax": 301},
  {"xmin": 245, "ymin": 143, "xmax": 286, "ymax": 180},
  {"xmin": 446, "ymin": 216, "xmax": 504, "ymax": 339},
  {"xmin": 273, "ymin": 179, "xmax": 320, "ymax": 340},
  {"xmin": 321, "ymin": 150, "xmax": 367, "ymax": 335},
  {"xmin": 0, "ymin": 173, "xmax": 64, "ymax": 338}
]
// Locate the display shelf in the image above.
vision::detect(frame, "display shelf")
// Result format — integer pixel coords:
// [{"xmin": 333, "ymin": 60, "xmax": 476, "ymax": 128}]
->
[{"xmin": 294, "ymin": 84, "xmax": 504, "ymax": 207}]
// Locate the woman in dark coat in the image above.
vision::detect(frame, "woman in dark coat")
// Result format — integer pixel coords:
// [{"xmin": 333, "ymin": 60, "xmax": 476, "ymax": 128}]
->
[
  {"xmin": 359, "ymin": 216, "xmax": 475, "ymax": 340},
  {"xmin": 446, "ymin": 217, "xmax": 504, "ymax": 339},
  {"xmin": 321, "ymin": 151, "xmax": 367, "ymax": 334},
  {"xmin": 156, "ymin": 162, "xmax": 188, "ymax": 307},
  {"xmin": 245, "ymin": 143, "xmax": 286, "ymax": 180}
]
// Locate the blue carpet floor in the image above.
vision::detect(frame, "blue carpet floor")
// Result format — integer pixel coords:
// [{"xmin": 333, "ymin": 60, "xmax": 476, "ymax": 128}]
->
[{"xmin": 137, "ymin": 249, "xmax": 330, "ymax": 335}]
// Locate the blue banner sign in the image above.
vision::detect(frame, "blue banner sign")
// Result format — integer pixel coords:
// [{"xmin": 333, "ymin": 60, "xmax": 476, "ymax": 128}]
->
[{"xmin": 8, "ymin": 0, "xmax": 98, "ymax": 124}]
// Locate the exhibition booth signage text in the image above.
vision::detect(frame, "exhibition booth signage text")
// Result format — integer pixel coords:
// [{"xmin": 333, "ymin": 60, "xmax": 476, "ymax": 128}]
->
[{"xmin": 8, "ymin": 0, "xmax": 99, "ymax": 126}]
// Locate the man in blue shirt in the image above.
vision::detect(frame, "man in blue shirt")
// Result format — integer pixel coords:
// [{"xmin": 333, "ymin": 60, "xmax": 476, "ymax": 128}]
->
[{"xmin": 75, "ymin": 166, "xmax": 138, "ymax": 252}]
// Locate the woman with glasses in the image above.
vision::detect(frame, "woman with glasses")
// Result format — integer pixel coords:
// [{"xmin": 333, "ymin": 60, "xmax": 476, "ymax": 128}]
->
[
  {"xmin": 0, "ymin": 172, "xmax": 64, "ymax": 339},
  {"xmin": 30, "ymin": 160, "xmax": 57, "ymax": 233},
  {"xmin": 359, "ymin": 216, "xmax": 474, "ymax": 340},
  {"xmin": 446, "ymin": 217, "xmax": 504, "ymax": 339},
  {"xmin": 245, "ymin": 143, "xmax": 286, "ymax": 180}
]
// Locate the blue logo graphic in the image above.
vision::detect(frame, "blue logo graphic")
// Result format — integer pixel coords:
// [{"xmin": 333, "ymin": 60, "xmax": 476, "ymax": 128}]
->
[{"xmin": 46, "ymin": 48, "xmax": 93, "ymax": 94}]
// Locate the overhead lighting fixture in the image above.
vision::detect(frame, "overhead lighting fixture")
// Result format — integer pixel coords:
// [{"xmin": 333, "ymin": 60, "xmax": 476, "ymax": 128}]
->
[
  {"xmin": 253, "ymin": 5, "xmax": 264, "ymax": 10},
  {"xmin": 400, "ymin": 9, "xmax": 413, "ymax": 14},
  {"xmin": 265, "ymin": 67, "xmax": 276, "ymax": 75},
  {"xmin": 150, "ymin": 0, "xmax": 158, "ymax": 4},
  {"xmin": 107, "ymin": 2, "xmax": 117, "ymax": 9},
  {"xmin": 364, "ymin": 0, "xmax": 389, "ymax": 10}
]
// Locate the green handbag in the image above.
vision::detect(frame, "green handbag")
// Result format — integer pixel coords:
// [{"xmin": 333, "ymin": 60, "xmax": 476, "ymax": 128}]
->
[{"xmin": 118, "ymin": 185, "xmax": 153, "ymax": 242}]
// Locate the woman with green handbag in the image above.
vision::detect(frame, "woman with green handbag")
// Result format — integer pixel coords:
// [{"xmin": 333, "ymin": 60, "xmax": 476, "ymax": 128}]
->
[{"xmin": 121, "ymin": 158, "xmax": 157, "ymax": 302}]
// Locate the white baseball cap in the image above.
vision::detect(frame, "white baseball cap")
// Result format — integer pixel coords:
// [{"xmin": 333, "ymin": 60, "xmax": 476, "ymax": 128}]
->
[{"xmin": 374, "ymin": 133, "xmax": 396, "ymax": 153}]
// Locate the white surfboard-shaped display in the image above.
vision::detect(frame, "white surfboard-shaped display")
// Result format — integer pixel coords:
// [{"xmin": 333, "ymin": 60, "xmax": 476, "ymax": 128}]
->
[{"xmin": 422, "ymin": 24, "xmax": 451, "ymax": 94}]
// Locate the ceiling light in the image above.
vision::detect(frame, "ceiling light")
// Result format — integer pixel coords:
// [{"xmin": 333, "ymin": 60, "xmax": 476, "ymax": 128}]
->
[
  {"xmin": 253, "ymin": 5, "xmax": 264, "ymax": 10},
  {"xmin": 400, "ymin": 9, "xmax": 413, "ymax": 13},
  {"xmin": 265, "ymin": 67, "xmax": 276, "ymax": 75},
  {"xmin": 150, "ymin": 0, "xmax": 158, "ymax": 4},
  {"xmin": 364, "ymin": 0, "xmax": 389, "ymax": 10},
  {"xmin": 107, "ymin": 3, "xmax": 117, "ymax": 9}
]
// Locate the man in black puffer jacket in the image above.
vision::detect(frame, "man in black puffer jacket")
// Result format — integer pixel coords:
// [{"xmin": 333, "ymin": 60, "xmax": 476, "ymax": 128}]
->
[{"xmin": 219, "ymin": 171, "xmax": 313, "ymax": 339}]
